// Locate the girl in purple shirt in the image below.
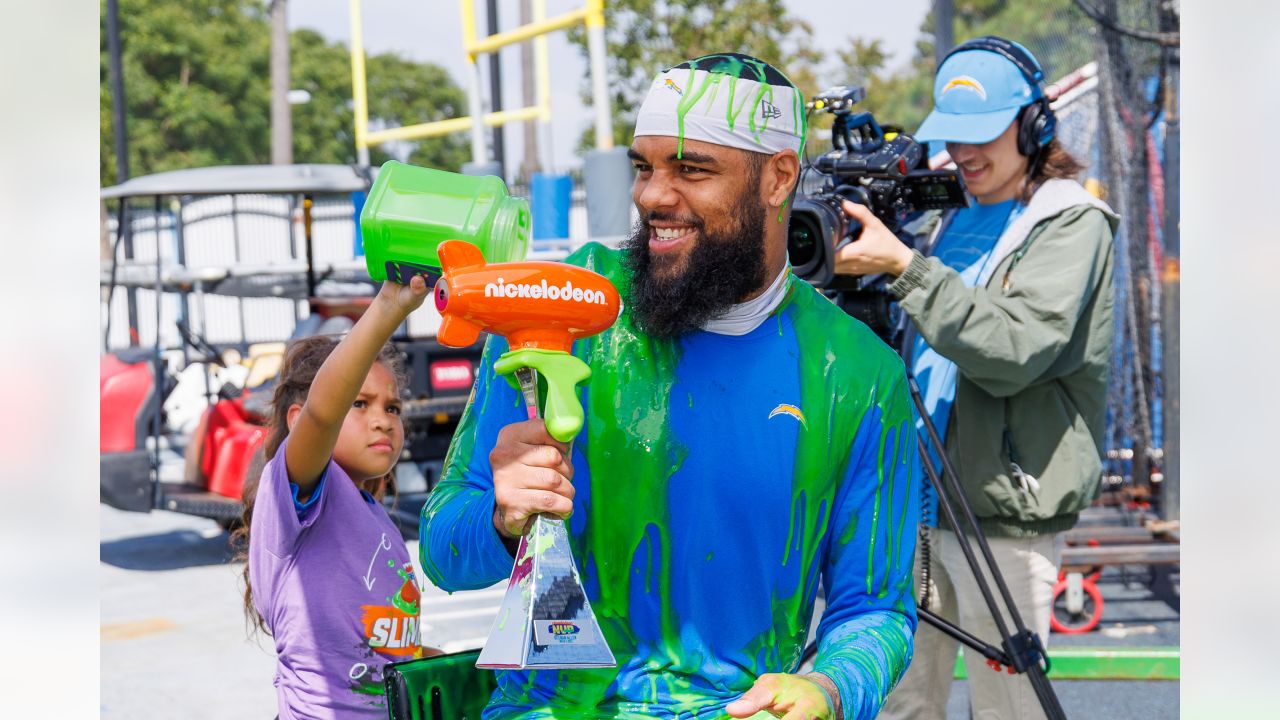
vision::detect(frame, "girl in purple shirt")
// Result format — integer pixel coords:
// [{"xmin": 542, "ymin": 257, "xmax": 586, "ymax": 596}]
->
[{"xmin": 235, "ymin": 276, "xmax": 436, "ymax": 718}]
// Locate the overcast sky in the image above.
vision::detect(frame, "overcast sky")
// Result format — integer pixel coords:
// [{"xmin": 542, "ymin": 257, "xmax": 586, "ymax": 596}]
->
[{"xmin": 286, "ymin": 0, "xmax": 931, "ymax": 174}]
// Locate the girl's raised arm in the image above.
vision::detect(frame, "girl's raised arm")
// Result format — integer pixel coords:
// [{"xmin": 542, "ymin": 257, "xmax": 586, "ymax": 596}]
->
[{"xmin": 284, "ymin": 277, "xmax": 428, "ymax": 495}]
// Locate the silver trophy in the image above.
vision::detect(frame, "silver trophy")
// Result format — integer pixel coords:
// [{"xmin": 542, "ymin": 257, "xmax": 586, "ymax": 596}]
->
[{"xmin": 476, "ymin": 367, "xmax": 616, "ymax": 669}]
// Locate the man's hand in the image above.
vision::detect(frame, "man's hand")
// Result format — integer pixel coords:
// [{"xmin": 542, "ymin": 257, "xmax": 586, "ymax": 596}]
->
[
  {"xmin": 725, "ymin": 673, "xmax": 836, "ymax": 720},
  {"xmin": 490, "ymin": 419, "xmax": 575, "ymax": 540},
  {"xmin": 833, "ymin": 200, "xmax": 914, "ymax": 278}
]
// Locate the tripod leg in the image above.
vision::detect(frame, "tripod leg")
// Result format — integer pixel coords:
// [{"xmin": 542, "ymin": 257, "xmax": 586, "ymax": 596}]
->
[
  {"xmin": 916, "ymin": 440, "xmax": 1018, "ymax": 648},
  {"xmin": 909, "ymin": 377, "xmax": 1035, "ymax": 643},
  {"xmin": 1024, "ymin": 663, "xmax": 1069, "ymax": 719},
  {"xmin": 908, "ymin": 374, "xmax": 1068, "ymax": 720},
  {"xmin": 940, "ymin": 531, "xmax": 1068, "ymax": 720}
]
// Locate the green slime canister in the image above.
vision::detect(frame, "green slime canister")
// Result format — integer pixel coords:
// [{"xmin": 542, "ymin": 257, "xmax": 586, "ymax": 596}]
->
[{"xmin": 360, "ymin": 160, "xmax": 531, "ymax": 283}]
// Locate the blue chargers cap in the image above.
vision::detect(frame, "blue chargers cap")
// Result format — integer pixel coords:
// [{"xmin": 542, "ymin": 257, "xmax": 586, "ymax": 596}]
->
[{"xmin": 915, "ymin": 44, "xmax": 1043, "ymax": 145}]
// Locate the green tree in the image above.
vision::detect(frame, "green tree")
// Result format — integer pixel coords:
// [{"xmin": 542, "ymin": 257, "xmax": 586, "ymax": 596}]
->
[
  {"xmin": 815, "ymin": 0, "xmax": 1097, "ymax": 144},
  {"xmin": 567, "ymin": 0, "xmax": 822, "ymax": 151},
  {"xmin": 824, "ymin": 38, "xmax": 934, "ymax": 140},
  {"xmin": 100, "ymin": 0, "xmax": 271, "ymax": 183},
  {"xmin": 287, "ymin": 30, "xmax": 470, "ymax": 171},
  {"xmin": 101, "ymin": 0, "xmax": 470, "ymax": 186},
  {"xmin": 288, "ymin": 27, "xmax": 356, "ymax": 165},
  {"xmin": 365, "ymin": 53, "xmax": 470, "ymax": 171}
]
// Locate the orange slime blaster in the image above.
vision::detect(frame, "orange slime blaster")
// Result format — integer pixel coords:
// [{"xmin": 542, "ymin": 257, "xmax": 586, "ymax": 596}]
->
[
  {"xmin": 436, "ymin": 239, "xmax": 622, "ymax": 669},
  {"xmin": 432, "ymin": 239, "xmax": 621, "ymax": 442}
]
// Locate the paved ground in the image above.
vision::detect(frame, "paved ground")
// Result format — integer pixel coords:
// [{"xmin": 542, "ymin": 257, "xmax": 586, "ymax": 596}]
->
[
  {"xmin": 100, "ymin": 503, "xmax": 502, "ymax": 719},
  {"xmin": 101, "ymin": 505, "xmax": 275, "ymax": 718},
  {"xmin": 101, "ymin": 504, "xmax": 1178, "ymax": 719},
  {"xmin": 942, "ymin": 564, "xmax": 1180, "ymax": 718}
]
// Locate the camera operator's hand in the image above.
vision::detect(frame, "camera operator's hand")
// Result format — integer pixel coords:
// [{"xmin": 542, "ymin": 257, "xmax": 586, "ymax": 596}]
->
[
  {"xmin": 490, "ymin": 419, "xmax": 576, "ymax": 541},
  {"xmin": 835, "ymin": 200, "xmax": 915, "ymax": 277}
]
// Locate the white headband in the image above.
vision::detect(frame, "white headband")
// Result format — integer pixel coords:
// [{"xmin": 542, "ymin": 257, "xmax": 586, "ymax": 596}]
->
[{"xmin": 634, "ymin": 56, "xmax": 806, "ymax": 157}]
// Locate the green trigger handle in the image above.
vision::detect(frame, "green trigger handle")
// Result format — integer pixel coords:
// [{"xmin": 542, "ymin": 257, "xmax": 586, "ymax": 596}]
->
[{"xmin": 494, "ymin": 348, "xmax": 592, "ymax": 443}]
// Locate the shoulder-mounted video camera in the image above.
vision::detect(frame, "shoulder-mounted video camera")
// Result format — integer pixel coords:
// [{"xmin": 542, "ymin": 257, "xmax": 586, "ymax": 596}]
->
[{"xmin": 788, "ymin": 86, "xmax": 969, "ymax": 341}]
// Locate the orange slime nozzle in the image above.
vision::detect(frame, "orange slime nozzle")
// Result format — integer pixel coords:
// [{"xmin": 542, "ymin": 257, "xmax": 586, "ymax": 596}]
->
[{"xmin": 433, "ymin": 239, "xmax": 622, "ymax": 352}]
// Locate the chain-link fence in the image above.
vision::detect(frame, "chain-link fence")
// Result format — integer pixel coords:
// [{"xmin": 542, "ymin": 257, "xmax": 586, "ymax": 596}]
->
[
  {"xmin": 937, "ymin": 0, "xmax": 1180, "ymax": 505},
  {"xmin": 1078, "ymin": 0, "xmax": 1180, "ymax": 504}
]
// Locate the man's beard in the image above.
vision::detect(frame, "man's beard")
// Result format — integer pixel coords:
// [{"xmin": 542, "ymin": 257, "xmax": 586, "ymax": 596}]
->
[{"xmin": 621, "ymin": 192, "xmax": 767, "ymax": 339}]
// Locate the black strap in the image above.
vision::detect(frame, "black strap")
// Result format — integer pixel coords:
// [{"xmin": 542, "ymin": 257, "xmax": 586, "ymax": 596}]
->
[
  {"xmin": 1003, "ymin": 402, "xmax": 1021, "ymax": 466},
  {"xmin": 944, "ymin": 35, "xmax": 1045, "ymax": 87}
]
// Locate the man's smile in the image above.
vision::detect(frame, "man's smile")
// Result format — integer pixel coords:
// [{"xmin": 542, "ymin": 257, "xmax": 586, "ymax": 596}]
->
[{"xmin": 649, "ymin": 224, "xmax": 698, "ymax": 254}]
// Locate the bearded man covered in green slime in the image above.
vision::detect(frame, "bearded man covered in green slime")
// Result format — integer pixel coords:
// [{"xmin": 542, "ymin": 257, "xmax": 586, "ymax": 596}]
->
[{"xmin": 421, "ymin": 53, "xmax": 920, "ymax": 720}]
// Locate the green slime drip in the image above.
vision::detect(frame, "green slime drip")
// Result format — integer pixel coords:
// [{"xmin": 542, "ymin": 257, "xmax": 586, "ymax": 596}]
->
[
  {"xmin": 493, "ymin": 247, "xmax": 692, "ymax": 711},
  {"xmin": 442, "ymin": 246, "xmax": 914, "ymax": 713},
  {"xmin": 673, "ymin": 54, "xmax": 806, "ymax": 161},
  {"xmin": 667, "ymin": 55, "xmax": 810, "ymax": 227}
]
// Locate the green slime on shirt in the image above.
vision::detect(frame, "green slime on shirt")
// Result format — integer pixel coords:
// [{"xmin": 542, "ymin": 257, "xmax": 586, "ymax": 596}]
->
[
  {"xmin": 427, "ymin": 245, "xmax": 915, "ymax": 715},
  {"xmin": 494, "ymin": 249, "xmax": 912, "ymax": 714}
]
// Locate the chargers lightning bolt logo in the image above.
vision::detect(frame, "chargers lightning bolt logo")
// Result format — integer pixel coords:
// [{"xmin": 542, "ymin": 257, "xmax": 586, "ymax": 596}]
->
[
  {"xmin": 768, "ymin": 403, "xmax": 808, "ymax": 430},
  {"xmin": 942, "ymin": 75, "xmax": 988, "ymax": 100}
]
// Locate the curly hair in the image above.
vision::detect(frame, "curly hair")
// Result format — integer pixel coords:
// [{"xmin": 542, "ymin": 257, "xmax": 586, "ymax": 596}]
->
[{"xmin": 230, "ymin": 335, "xmax": 408, "ymax": 635}]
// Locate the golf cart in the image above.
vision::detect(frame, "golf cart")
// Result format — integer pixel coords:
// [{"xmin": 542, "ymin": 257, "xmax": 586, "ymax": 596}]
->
[{"xmin": 99, "ymin": 164, "xmax": 483, "ymax": 535}]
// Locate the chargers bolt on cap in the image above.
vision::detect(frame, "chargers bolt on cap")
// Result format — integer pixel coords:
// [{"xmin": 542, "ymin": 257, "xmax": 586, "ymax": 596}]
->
[{"xmin": 915, "ymin": 46, "xmax": 1042, "ymax": 146}]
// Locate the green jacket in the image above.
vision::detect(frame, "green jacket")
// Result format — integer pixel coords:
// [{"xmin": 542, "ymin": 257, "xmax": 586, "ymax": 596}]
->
[{"xmin": 888, "ymin": 179, "xmax": 1119, "ymax": 537}]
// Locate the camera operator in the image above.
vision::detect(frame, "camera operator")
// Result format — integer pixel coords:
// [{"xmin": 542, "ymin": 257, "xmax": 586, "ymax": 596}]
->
[{"xmin": 836, "ymin": 37, "xmax": 1119, "ymax": 720}]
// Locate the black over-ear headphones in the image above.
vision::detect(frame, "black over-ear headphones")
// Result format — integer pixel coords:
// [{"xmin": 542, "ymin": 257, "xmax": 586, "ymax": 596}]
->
[{"xmin": 942, "ymin": 35, "xmax": 1057, "ymax": 157}]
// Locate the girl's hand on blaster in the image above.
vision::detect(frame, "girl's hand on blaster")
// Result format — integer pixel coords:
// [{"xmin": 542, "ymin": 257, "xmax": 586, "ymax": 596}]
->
[
  {"xmin": 490, "ymin": 418, "xmax": 576, "ymax": 540},
  {"xmin": 377, "ymin": 275, "xmax": 430, "ymax": 317}
]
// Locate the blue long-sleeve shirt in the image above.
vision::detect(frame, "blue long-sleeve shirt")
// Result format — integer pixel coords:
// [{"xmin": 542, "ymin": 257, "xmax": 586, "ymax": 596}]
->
[{"xmin": 421, "ymin": 243, "xmax": 919, "ymax": 719}]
